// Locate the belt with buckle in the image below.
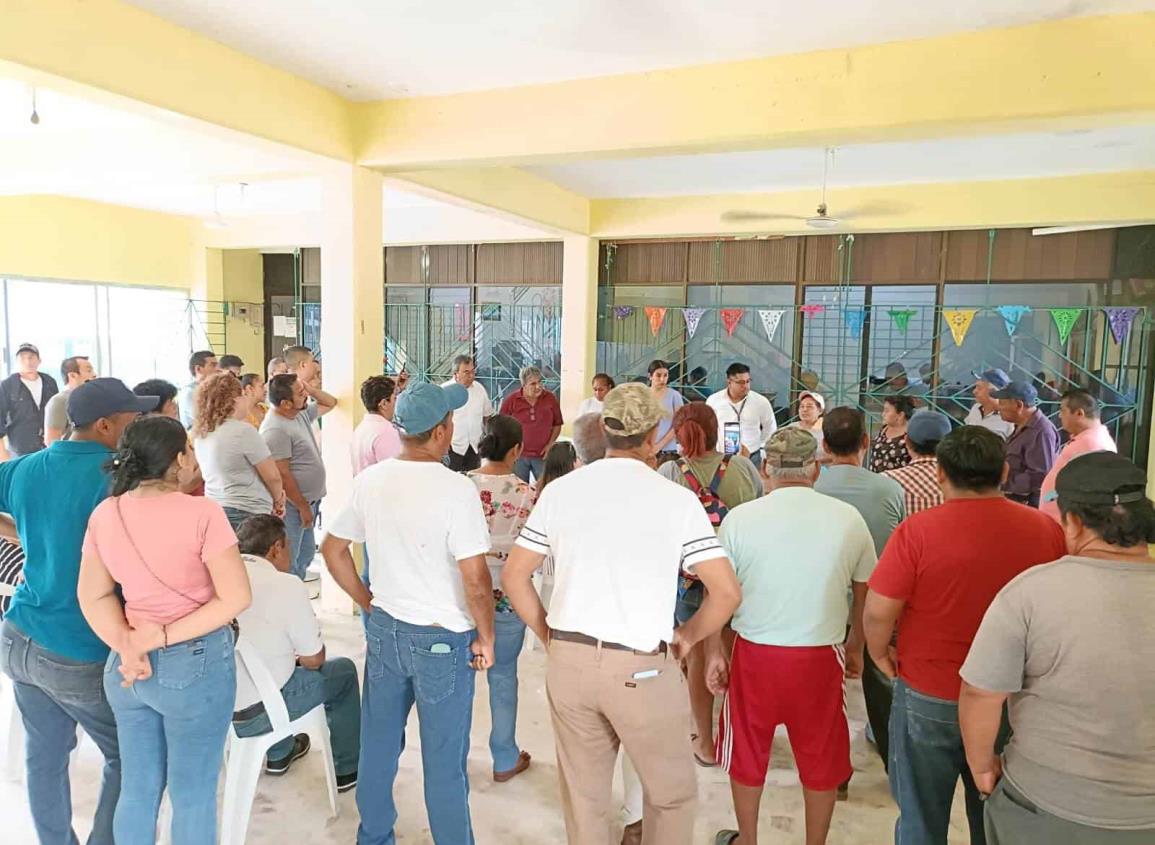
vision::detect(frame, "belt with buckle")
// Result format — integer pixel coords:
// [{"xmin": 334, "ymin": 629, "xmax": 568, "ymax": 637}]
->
[{"xmin": 548, "ymin": 628, "xmax": 667, "ymax": 656}]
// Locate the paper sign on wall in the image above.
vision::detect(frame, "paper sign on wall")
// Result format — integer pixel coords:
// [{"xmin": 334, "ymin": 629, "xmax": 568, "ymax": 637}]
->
[{"xmin": 273, "ymin": 315, "xmax": 297, "ymax": 336}]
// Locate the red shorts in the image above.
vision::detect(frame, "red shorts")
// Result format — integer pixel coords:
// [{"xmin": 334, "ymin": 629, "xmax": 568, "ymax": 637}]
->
[{"xmin": 717, "ymin": 636, "xmax": 851, "ymax": 791}]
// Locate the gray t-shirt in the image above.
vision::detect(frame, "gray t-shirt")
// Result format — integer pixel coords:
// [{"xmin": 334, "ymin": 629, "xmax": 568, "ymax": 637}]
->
[
  {"xmin": 814, "ymin": 464, "xmax": 906, "ymax": 556},
  {"xmin": 195, "ymin": 419, "xmax": 273, "ymax": 515},
  {"xmin": 260, "ymin": 404, "xmax": 326, "ymax": 503},
  {"xmin": 44, "ymin": 387, "xmax": 72, "ymax": 439},
  {"xmin": 961, "ymin": 555, "xmax": 1155, "ymax": 830}
]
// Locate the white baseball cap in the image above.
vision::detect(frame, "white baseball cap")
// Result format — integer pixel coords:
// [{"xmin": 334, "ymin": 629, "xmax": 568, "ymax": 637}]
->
[{"xmin": 799, "ymin": 390, "xmax": 826, "ymax": 412}]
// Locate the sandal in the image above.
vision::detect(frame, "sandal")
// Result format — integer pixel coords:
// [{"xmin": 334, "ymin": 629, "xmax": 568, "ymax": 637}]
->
[{"xmin": 714, "ymin": 831, "xmax": 740, "ymax": 845}]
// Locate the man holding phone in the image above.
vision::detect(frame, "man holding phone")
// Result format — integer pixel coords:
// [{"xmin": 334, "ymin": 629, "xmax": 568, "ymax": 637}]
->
[
  {"xmin": 707, "ymin": 362, "xmax": 778, "ymax": 468},
  {"xmin": 321, "ymin": 382, "xmax": 494, "ymax": 845}
]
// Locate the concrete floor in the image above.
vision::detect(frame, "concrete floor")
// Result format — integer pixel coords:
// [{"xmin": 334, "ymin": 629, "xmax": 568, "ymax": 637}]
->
[{"xmin": 3, "ymin": 606, "xmax": 972, "ymax": 844}]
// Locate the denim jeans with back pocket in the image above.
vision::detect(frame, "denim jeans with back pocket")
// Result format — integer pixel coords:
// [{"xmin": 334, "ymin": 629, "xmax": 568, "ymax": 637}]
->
[
  {"xmin": 104, "ymin": 626, "xmax": 235, "ymax": 845},
  {"xmin": 1, "ymin": 620, "xmax": 121, "ymax": 845},
  {"xmin": 357, "ymin": 607, "xmax": 477, "ymax": 845}
]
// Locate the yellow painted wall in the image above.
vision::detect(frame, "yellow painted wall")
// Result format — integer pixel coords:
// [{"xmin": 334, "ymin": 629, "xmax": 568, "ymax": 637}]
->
[
  {"xmin": 222, "ymin": 249, "xmax": 266, "ymax": 371},
  {"xmin": 0, "ymin": 195, "xmax": 203, "ymax": 290}
]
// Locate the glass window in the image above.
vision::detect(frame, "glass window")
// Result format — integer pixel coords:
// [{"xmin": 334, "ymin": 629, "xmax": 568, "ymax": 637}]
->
[
  {"xmin": 104, "ymin": 286, "xmax": 193, "ymax": 388},
  {"xmin": 475, "ymin": 286, "xmax": 561, "ymax": 405},
  {"xmin": 4, "ymin": 280, "xmax": 100, "ymax": 379},
  {"xmin": 596, "ymin": 286, "xmax": 685, "ymax": 387}
]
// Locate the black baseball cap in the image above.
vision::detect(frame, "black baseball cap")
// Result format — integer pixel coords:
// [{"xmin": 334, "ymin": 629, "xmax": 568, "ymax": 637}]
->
[
  {"xmin": 1056, "ymin": 451, "xmax": 1148, "ymax": 507},
  {"xmin": 68, "ymin": 378, "xmax": 159, "ymax": 427}
]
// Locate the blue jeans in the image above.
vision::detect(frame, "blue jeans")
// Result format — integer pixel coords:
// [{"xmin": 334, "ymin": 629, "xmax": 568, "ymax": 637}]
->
[
  {"xmin": 360, "ymin": 545, "xmax": 372, "ymax": 627},
  {"xmin": 283, "ymin": 500, "xmax": 320, "ymax": 580},
  {"xmin": 488, "ymin": 612, "xmax": 526, "ymax": 772},
  {"xmin": 358, "ymin": 608, "xmax": 477, "ymax": 845},
  {"xmin": 233, "ymin": 658, "xmax": 361, "ymax": 776},
  {"xmin": 221, "ymin": 507, "xmax": 262, "ymax": 533},
  {"xmin": 104, "ymin": 626, "xmax": 235, "ymax": 845},
  {"xmin": 889, "ymin": 679, "xmax": 989, "ymax": 845},
  {"xmin": 512, "ymin": 457, "xmax": 545, "ymax": 484},
  {"xmin": 0, "ymin": 620, "xmax": 121, "ymax": 845}
]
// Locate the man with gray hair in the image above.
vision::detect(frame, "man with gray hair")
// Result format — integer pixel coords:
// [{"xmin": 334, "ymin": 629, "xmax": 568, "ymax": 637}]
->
[
  {"xmin": 710, "ymin": 427, "xmax": 876, "ymax": 845},
  {"xmin": 571, "ymin": 412, "xmax": 607, "ymax": 464},
  {"xmin": 499, "ymin": 365, "xmax": 563, "ymax": 483},
  {"xmin": 442, "ymin": 354, "xmax": 493, "ymax": 472}
]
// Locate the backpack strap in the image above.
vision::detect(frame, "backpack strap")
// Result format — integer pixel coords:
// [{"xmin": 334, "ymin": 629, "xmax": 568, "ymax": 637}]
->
[
  {"xmin": 677, "ymin": 458, "xmax": 705, "ymax": 495},
  {"xmin": 708, "ymin": 455, "xmax": 731, "ymax": 495}
]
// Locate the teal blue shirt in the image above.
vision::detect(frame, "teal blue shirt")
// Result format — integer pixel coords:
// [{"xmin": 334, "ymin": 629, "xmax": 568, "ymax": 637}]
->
[{"xmin": 0, "ymin": 440, "xmax": 113, "ymax": 662}]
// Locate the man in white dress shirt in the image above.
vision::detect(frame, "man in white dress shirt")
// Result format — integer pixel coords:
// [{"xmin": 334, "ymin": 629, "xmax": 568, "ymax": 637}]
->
[
  {"xmin": 964, "ymin": 368, "xmax": 1016, "ymax": 440},
  {"xmin": 706, "ymin": 362, "xmax": 778, "ymax": 468},
  {"xmin": 443, "ymin": 355, "xmax": 492, "ymax": 472}
]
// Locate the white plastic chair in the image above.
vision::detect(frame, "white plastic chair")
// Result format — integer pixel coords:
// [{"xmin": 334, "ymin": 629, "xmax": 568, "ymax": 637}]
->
[{"xmin": 219, "ymin": 638, "xmax": 338, "ymax": 845}]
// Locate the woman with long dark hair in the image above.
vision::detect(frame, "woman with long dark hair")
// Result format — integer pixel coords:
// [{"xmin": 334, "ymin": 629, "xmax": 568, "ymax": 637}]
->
[
  {"xmin": 193, "ymin": 372, "xmax": 285, "ymax": 530},
  {"xmin": 536, "ymin": 440, "xmax": 578, "ymax": 497},
  {"xmin": 648, "ymin": 359, "xmax": 685, "ymax": 464},
  {"xmin": 467, "ymin": 414, "xmax": 535, "ymax": 782},
  {"xmin": 77, "ymin": 415, "xmax": 251, "ymax": 845}
]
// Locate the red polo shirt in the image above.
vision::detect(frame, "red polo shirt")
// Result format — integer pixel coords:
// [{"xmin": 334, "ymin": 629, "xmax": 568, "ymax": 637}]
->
[
  {"xmin": 500, "ymin": 388, "xmax": 563, "ymax": 459},
  {"xmin": 869, "ymin": 496, "xmax": 1066, "ymax": 700}
]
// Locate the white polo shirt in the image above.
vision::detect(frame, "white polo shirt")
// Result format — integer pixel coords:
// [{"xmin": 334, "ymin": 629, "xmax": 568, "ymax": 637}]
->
[
  {"xmin": 706, "ymin": 388, "xmax": 779, "ymax": 454},
  {"xmin": 442, "ymin": 379, "xmax": 493, "ymax": 455},
  {"xmin": 235, "ymin": 554, "xmax": 324, "ymax": 709},
  {"xmin": 576, "ymin": 397, "xmax": 604, "ymax": 417},
  {"xmin": 328, "ymin": 458, "xmax": 491, "ymax": 632},
  {"xmin": 964, "ymin": 403, "xmax": 1016, "ymax": 440},
  {"xmin": 514, "ymin": 457, "xmax": 726, "ymax": 652}
]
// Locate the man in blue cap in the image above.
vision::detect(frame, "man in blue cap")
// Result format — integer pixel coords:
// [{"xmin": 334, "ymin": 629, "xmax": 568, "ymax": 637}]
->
[
  {"xmin": 322, "ymin": 381, "xmax": 494, "ymax": 845},
  {"xmin": 965, "ymin": 369, "xmax": 1015, "ymax": 440},
  {"xmin": 995, "ymin": 381, "xmax": 1060, "ymax": 508},
  {"xmin": 0, "ymin": 378, "xmax": 156, "ymax": 845},
  {"xmin": 885, "ymin": 410, "xmax": 954, "ymax": 516}
]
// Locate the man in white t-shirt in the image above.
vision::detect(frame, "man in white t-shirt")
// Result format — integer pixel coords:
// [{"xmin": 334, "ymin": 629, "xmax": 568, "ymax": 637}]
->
[
  {"xmin": 502, "ymin": 383, "xmax": 741, "ymax": 845},
  {"xmin": 321, "ymin": 381, "xmax": 494, "ymax": 845},
  {"xmin": 964, "ymin": 368, "xmax": 1016, "ymax": 440},
  {"xmin": 442, "ymin": 355, "xmax": 492, "ymax": 472},
  {"xmin": 230, "ymin": 515, "xmax": 360, "ymax": 791},
  {"xmin": 711, "ymin": 427, "xmax": 876, "ymax": 845},
  {"xmin": 706, "ymin": 362, "xmax": 778, "ymax": 468}
]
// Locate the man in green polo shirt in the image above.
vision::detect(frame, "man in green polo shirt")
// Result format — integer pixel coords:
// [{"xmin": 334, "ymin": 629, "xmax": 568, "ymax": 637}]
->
[{"xmin": 0, "ymin": 378, "xmax": 155, "ymax": 845}]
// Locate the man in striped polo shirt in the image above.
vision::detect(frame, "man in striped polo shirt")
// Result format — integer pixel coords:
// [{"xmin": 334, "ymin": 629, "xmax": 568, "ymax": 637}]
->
[{"xmin": 884, "ymin": 410, "xmax": 952, "ymax": 516}]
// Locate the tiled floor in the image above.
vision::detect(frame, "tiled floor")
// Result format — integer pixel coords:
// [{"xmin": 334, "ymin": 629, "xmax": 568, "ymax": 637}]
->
[{"xmin": 3, "ymin": 606, "xmax": 972, "ymax": 843}]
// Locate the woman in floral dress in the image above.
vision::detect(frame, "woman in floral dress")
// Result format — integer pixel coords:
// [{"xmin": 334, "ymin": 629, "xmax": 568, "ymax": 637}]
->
[
  {"xmin": 870, "ymin": 394, "xmax": 917, "ymax": 473},
  {"xmin": 467, "ymin": 414, "xmax": 536, "ymax": 782}
]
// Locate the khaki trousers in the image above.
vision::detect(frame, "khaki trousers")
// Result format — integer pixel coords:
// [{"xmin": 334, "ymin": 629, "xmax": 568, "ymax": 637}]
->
[{"xmin": 546, "ymin": 638, "xmax": 697, "ymax": 845}]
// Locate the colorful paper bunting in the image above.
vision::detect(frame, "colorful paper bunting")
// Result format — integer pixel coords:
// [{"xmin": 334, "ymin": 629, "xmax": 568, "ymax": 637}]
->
[
  {"xmin": 943, "ymin": 308, "xmax": 978, "ymax": 347},
  {"xmin": 612, "ymin": 305, "xmax": 634, "ymax": 320},
  {"xmin": 1049, "ymin": 308, "xmax": 1082, "ymax": 345},
  {"xmin": 644, "ymin": 306, "xmax": 667, "ymax": 337},
  {"xmin": 799, "ymin": 304, "xmax": 825, "ymax": 319},
  {"xmin": 682, "ymin": 308, "xmax": 706, "ymax": 339},
  {"xmin": 1104, "ymin": 306, "xmax": 1140, "ymax": 345},
  {"xmin": 995, "ymin": 305, "xmax": 1031, "ymax": 338},
  {"xmin": 844, "ymin": 307, "xmax": 867, "ymax": 339},
  {"xmin": 887, "ymin": 308, "xmax": 917, "ymax": 335},
  {"xmin": 758, "ymin": 309, "xmax": 786, "ymax": 343},
  {"xmin": 720, "ymin": 308, "xmax": 744, "ymax": 337}
]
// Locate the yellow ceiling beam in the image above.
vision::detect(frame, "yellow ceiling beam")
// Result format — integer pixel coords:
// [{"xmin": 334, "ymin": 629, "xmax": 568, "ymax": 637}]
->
[
  {"xmin": 1, "ymin": 0, "xmax": 354, "ymax": 162},
  {"xmin": 590, "ymin": 171, "xmax": 1155, "ymax": 239},
  {"xmin": 355, "ymin": 13, "xmax": 1155, "ymax": 169},
  {"xmin": 392, "ymin": 168, "xmax": 590, "ymax": 234}
]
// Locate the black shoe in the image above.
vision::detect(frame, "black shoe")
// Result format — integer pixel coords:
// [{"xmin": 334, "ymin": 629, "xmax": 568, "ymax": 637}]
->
[
  {"xmin": 265, "ymin": 734, "xmax": 311, "ymax": 775},
  {"xmin": 336, "ymin": 771, "xmax": 358, "ymax": 793}
]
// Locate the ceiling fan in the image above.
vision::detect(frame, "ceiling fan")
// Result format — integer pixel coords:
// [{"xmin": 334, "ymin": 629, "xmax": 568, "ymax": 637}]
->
[{"xmin": 721, "ymin": 148, "xmax": 905, "ymax": 230}]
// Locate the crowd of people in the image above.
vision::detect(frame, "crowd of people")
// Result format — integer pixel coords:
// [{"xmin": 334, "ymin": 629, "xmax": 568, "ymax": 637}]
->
[{"xmin": 0, "ymin": 340, "xmax": 1151, "ymax": 845}]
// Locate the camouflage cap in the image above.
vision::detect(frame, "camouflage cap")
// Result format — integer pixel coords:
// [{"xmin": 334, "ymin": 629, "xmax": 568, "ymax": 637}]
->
[
  {"xmin": 602, "ymin": 383, "xmax": 666, "ymax": 437},
  {"xmin": 764, "ymin": 427, "xmax": 818, "ymax": 468}
]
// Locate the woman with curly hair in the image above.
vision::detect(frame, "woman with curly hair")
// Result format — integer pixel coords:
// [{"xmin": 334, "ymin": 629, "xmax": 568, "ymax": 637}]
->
[
  {"xmin": 466, "ymin": 414, "xmax": 535, "ymax": 782},
  {"xmin": 192, "ymin": 372, "xmax": 285, "ymax": 530}
]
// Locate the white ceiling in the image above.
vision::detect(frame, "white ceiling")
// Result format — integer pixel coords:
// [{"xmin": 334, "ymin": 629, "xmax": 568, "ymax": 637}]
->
[
  {"xmin": 123, "ymin": 0, "xmax": 1155, "ymax": 100},
  {"xmin": 527, "ymin": 124, "xmax": 1155, "ymax": 198}
]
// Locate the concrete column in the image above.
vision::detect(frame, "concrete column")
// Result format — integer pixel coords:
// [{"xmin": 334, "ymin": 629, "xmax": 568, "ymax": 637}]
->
[
  {"xmin": 559, "ymin": 235, "xmax": 599, "ymax": 426},
  {"xmin": 318, "ymin": 165, "xmax": 384, "ymax": 612}
]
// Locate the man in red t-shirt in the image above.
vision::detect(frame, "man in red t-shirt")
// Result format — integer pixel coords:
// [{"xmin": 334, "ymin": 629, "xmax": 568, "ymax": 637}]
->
[
  {"xmin": 499, "ymin": 365, "xmax": 563, "ymax": 484},
  {"xmin": 864, "ymin": 426, "xmax": 1065, "ymax": 845}
]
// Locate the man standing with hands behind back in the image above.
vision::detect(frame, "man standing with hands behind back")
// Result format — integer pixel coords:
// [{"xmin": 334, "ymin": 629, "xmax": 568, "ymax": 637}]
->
[{"xmin": 322, "ymin": 381, "xmax": 495, "ymax": 845}]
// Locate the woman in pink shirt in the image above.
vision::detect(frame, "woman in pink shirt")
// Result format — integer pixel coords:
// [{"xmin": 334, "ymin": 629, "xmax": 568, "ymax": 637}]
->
[{"xmin": 77, "ymin": 415, "xmax": 251, "ymax": 845}]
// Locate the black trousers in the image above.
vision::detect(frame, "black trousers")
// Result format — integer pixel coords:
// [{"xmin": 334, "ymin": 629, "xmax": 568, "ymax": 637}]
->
[
  {"xmin": 862, "ymin": 647, "xmax": 894, "ymax": 769},
  {"xmin": 447, "ymin": 446, "xmax": 480, "ymax": 473}
]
